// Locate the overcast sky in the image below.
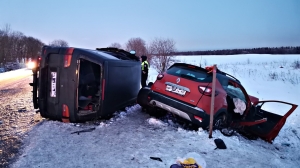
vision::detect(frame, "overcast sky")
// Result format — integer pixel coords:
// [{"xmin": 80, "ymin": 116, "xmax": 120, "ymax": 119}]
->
[{"xmin": 0, "ymin": 0, "xmax": 299, "ymax": 51}]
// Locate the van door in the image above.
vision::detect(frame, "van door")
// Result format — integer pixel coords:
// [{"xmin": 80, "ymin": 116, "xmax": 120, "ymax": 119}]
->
[{"xmin": 46, "ymin": 53, "xmax": 63, "ymax": 119}]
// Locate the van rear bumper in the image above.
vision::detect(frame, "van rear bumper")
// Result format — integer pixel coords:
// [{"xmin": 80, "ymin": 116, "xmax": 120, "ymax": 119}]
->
[{"xmin": 147, "ymin": 91, "xmax": 210, "ymax": 127}]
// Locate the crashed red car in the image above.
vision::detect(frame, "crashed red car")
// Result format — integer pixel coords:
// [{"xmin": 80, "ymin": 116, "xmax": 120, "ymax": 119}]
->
[{"xmin": 137, "ymin": 63, "xmax": 298, "ymax": 143}]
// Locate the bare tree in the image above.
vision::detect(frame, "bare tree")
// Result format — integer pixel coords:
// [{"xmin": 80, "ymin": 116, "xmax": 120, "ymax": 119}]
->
[
  {"xmin": 49, "ymin": 39, "xmax": 69, "ymax": 47},
  {"xmin": 25, "ymin": 36, "xmax": 44, "ymax": 61},
  {"xmin": 10, "ymin": 31, "xmax": 25, "ymax": 62},
  {"xmin": 0, "ymin": 24, "xmax": 12, "ymax": 63},
  {"xmin": 125, "ymin": 37, "xmax": 147, "ymax": 57},
  {"xmin": 149, "ymin": 37, "xmax": 177, "ymax": 73},
  {"xmin": 109, "ymin": 42, "xmax": 122, "ymax": 49},
  {"xmin": 144, "ymin": 44, "xmax": 155, "ymax": 63}
]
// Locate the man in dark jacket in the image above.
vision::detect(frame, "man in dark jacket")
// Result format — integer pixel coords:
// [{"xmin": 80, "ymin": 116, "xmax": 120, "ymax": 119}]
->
[{"xmin": 141, "ymin": 55, "xmax": 149, "ymax": 88}]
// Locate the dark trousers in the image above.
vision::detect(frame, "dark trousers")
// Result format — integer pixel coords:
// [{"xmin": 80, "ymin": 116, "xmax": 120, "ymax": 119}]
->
[{"xmin": 141, "ymin": 74, "xmax": 148, "ymax": 88}]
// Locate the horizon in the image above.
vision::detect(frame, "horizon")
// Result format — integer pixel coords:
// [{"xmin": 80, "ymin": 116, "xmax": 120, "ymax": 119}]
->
[{"xmin": 1, "ymin": 0, "xmax": 300, "ymax": 51}]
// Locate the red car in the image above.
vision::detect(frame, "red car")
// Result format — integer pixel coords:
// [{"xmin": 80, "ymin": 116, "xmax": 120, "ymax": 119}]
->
[{"xmin": 137, "ymin": 63, "xmax": 298, "ymax": 143}]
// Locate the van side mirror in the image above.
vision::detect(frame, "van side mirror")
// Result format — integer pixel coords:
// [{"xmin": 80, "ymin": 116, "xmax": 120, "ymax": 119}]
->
[{"xmin": 129, "ymin": 50, "xmax": 136, "ymax": 55}]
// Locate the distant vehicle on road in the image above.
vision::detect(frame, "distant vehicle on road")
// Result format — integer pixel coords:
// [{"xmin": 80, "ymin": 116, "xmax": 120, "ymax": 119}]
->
[
  {"xmin": 0, "ymin": 68, "xmax": 5, "ymax": 73},
  {"xmin": 4, "ymin": 62, "xmax": 19, "ymax": 71}
]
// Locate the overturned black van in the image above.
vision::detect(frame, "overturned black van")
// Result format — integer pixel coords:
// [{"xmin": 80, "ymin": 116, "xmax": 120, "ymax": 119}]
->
[{"xmin": 30, "ymin": 46, "xmax": 141, "ymax": 123}]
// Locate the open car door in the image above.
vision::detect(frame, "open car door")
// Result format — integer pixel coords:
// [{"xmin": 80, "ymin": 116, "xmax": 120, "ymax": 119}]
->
[{"xmin": 243, "ymin": 100, "xmax": 298, "ymax": 143}]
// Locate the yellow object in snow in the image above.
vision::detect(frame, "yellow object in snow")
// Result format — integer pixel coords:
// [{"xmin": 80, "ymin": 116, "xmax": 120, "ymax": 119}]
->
[{"xmin": 179, "ymin": 158, "xmax": 202, "ymax": 168}]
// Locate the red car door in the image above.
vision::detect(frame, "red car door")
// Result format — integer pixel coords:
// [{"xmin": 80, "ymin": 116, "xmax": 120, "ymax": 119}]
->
[{"xmin": 244, "ymin": 100, "xmax": 298, "ymax": 143}]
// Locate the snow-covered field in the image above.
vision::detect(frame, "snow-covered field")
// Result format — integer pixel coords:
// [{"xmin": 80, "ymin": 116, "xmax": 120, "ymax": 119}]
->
[{"xmin": 11, "ymin": 54, "xmax": 300, "ymax": 168}]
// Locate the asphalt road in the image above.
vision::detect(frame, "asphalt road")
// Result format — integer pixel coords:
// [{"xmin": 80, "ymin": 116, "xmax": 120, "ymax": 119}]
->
[{"xmin": 0, "ymin": 70, "xmax": 42, "ymax": 167}]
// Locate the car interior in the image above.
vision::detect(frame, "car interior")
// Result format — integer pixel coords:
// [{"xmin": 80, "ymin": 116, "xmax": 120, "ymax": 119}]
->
[{"xmin": 225, "ymin": 81, "xmax": 247, "ymax": 121}]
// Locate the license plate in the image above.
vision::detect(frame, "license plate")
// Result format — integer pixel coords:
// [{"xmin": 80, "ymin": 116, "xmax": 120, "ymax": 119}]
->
[
  {"xmin": 166, "ymin": 85, "xmax": 186, "ymax": 96},
  {"xmin": 50, "ymin": 72, "xmax": 57, "ymax": 97}
]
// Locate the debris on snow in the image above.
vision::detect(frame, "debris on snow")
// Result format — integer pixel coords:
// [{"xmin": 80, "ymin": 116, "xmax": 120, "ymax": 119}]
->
[
  {"xmin": 214, "ymin": 138, "xmax": 227, "ymax": 149},
  {"xmin": 71, "ymin": 127, "xmax": 96, "ymax": 135},
  {"xmin": 150, "ymin": 157, "xmax": 163, "ymax": 162},
  {"xmin": 18, "ymin": 107, "xmax": 27, "ymax": 112},
  {"xmin": 147, "ymin": 118, "xmax": 167, "ymax": 127}
]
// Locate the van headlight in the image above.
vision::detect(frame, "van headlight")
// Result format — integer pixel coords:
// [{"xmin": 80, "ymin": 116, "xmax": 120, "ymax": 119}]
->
[{"xmin": 27, "ymin": 61, "xmax": 36, "ymax": 69}]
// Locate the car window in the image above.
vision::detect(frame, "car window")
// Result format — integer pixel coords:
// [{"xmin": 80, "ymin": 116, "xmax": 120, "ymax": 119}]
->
[
  {"xmin": 167, "ymin": 66, "xmax": 212, "ymax": 82},
  {"xmin": 216, "ymin": 74, "xmax": 229, "ymax": 89},
  {"xmin": 226, "ymin": 84, "xmax": 246, "ymax": 102}
]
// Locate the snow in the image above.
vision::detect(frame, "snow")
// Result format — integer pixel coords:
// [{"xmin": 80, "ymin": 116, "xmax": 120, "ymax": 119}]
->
[
  {"xmin": 0, "ymin": 68, "xmax": 31, "ymax": 82},
  {"xmin": 11, "ymin": 54, "xmax": 300, "ymax": 168}
]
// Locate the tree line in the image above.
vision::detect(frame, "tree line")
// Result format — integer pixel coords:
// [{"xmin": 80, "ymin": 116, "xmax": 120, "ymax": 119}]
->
[
  {"xmin": 0, "ymin": 25, "xmax": 68, "ymax": 67},
  {"xmin": 173, "ymin": 46, "xmax": 300, "ymax": 56}
]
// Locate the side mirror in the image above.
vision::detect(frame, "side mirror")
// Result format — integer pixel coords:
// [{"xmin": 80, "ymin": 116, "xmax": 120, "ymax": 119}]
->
[{"xmin": 130, "ymin": 50, "xmax": 136, "ymax": 55}]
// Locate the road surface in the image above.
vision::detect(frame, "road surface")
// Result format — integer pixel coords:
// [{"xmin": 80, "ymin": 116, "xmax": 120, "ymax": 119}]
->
[
  {"xmin": 0, "ymin": 69, "xmax": 42, "ymax": 167},
  {"xmin": 0, "ymin": 69, "xmax": 33, "ymax": 89}
]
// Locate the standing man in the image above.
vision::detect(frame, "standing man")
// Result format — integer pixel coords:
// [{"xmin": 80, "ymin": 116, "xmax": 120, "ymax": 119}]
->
[{"xmin": 141, "ymin": 55, "xmax": 149, "ymax": 88}]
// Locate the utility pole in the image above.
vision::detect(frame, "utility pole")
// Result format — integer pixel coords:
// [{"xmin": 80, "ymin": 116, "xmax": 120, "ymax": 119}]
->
[{"xmin": 209, "ymin": 64, "xmax": 217, "ymax": 138}]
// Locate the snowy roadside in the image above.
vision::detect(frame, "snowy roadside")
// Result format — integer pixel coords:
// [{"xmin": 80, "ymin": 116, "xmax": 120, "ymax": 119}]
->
[
  {"xmin": 0, "ymin": 76, "xmax": 42, "ymax": 167},
  {"xmin": 9, "ymin": 54, "xmax": 300, "ymax": 168},
  {"xmin": 0, "ymin": 68, "xmax": 29, "ymax": 82},
  {"xmin": 11, "ymin": 103, "xmax": 300, "ymax": 168}
]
